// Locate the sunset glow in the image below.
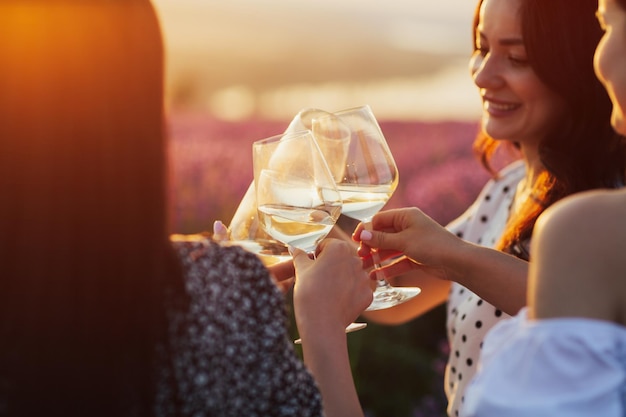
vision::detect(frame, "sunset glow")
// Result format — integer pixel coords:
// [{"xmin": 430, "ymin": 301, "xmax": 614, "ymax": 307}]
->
[{"xmin": 152, "ymin": 0, "xmax": 480, "ymax": 121}]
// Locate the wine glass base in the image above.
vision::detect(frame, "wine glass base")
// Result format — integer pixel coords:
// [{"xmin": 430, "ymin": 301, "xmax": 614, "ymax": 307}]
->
[
  {"xmin": 365, "ymin": 286, "xmax": 421, "ymax": 311},
  {"xmin": 294, "ymin": 322, "xmax": 367, "ymax": 344}
]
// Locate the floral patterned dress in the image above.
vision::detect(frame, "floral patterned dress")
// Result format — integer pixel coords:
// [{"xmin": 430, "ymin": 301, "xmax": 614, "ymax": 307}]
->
[{"xmin": 156, "ymin": 237, "xmax": 323, "ymax": 417}]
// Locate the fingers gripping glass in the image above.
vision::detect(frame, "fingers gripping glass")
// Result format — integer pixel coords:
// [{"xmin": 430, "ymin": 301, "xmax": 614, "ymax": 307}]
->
[{"xmin": 312, "ymin": 105, "xmax": 421, "ymax": 311}]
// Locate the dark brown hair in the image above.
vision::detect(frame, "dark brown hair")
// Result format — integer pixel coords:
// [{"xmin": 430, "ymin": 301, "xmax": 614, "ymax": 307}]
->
[
  {"xmin": 0, "ymin": 1, "xmax": 185, "ymax": 415},
  {"xmin": 471, "ymin": 0, "xmax": 626, "ymax": 259}
]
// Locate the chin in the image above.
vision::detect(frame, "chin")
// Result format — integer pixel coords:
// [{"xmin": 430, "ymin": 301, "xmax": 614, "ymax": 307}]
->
[
  {"xmin": 612, "ymin": 110, "xmax": 625, "ymax": 136},
  {"xmin": 482, "ymin": 120, "xmax": 514, "ymax": 141}
]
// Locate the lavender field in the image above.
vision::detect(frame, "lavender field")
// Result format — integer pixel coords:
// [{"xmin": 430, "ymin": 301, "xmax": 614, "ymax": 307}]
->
[{"xmin": 167, "ymin": 112, "xmax": 502, "ymax": 234}]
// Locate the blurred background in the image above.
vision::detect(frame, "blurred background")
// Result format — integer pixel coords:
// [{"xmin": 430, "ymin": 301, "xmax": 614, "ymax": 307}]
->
[
  {"xmin": 152, "ymin": 1, "xmax": 500, "ymax": 416},
  {"xmin": 152, "ymin": 0, "xmax": 481, "ymax": 121}
]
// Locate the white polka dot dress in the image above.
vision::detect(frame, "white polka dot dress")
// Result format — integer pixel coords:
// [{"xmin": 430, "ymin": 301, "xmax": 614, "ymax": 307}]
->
[{"xmin": 444, "ymin": 161, "xmax": 525, "ymax": 417}]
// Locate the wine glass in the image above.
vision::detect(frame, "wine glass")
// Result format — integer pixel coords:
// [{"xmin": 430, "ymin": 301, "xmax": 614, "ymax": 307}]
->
[
  {"xmin": 253, "ymin": 129, "xmax": 342, "ymax": 255},
  {"xmin": 254, "ymin": 129, "xmax": 368, "ymax": 340},
  {"xmin": 312, "ymin": 105, "xmax": 421, "ymax": 311},
  {"xmin": 224, "ymin": 109, "xmax": 335, "ymax": 266},
  {"xmin": 217, "ymin": 180, "xmax": 292, "ymax": 266}
]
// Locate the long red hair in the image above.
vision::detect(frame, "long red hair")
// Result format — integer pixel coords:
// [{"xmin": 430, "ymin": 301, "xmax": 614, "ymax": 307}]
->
[{"xmin": 471, "ymin": 0, "xmax": 625, "ymax": 259}]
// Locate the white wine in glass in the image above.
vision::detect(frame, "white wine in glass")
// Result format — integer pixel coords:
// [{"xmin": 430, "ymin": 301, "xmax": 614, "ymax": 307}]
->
[
  {"xmin": 313, "ymin": 105, "xmax": 421, "ymax": 311},
  {"xmin": 256, "ymin": 171, "xmax": 341, "ymax": 253},
  {"xmin": 224, "ymin": 109, "xmax": 335, "ymax": 266},
  {"xmin": 253, "ymin": 130, "xmax": 342, "ymax": 255}
]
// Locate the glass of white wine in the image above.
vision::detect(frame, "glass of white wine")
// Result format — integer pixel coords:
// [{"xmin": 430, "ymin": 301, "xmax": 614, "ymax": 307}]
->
[
  {"xmin": 253, "ymin": 130, "xmax": 342, "ymax": 255},
  {"xmin": 313, "ymin": 105, "xmax": 421, "ymax": 311},
  {"xmin": 254, "ymin": 129, "xmax": 368, "ymax": 342},
  {"xmin": 224, "ymin": 109, "xmax": 336, "ymax": 266}
]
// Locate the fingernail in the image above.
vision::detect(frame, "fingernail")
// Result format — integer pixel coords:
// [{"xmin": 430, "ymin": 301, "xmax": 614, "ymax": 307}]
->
[
  {"xmin": 213, "ymin": 220, "xmax": 227, "ymax": 234},
  {"xmin": 212, "ymin": 221, "xmax": 229, "ymax": 242},
  {"xmin": 360, "ymin": 230, "xmax": 373, "ymax": 241},
  {"xmin": 288, "ymin": 245, "xmax": 296, "ymax": 256}
]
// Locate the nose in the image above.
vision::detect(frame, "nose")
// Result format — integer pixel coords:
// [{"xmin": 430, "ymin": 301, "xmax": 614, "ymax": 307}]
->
[{"xmin": 470, "ymin": 52, "xmax": 505, "ymax": 90}]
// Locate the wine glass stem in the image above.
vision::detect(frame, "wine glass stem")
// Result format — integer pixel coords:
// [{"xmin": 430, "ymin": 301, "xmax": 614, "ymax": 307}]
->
[
  {"xmin": 371, "ymin": 249, "xmax": 392, "ymax": 289},
  {"xmin": 363, "ymin": 223, "xmax": 392, "ymax": 287}
]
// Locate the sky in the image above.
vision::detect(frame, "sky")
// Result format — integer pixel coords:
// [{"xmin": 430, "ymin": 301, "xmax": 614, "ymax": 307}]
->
[{"xmin": 151, "ymin": 0, "xmax": 482, "ymax": 121}]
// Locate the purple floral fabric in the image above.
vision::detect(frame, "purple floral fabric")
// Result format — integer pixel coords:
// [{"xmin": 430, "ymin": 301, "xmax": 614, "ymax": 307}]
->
[{"xmin": 156, "ymin": 239, "xmax": 322, "ymax": 417}]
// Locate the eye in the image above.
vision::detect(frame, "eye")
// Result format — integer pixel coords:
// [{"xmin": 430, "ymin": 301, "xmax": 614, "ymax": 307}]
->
[
  {"xmin": 509, "ymin": 56, "xmax": 529, "ymax": 67},
  {"xmin": 474, "ymin": 42, "xmax": 489, "ymax": 57},
  {"xmin": 474, "ymin": 32, "xmax": 490, "ymax": 57}
]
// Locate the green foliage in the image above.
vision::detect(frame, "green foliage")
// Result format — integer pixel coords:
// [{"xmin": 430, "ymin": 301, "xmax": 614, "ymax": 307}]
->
[
  {"xmin": 351, "ymin": 307, "xmax": 448, "ymax": 417},
  {"xmin": 288, "ymin": 285, "xmax": 447, "ymax": 417}
]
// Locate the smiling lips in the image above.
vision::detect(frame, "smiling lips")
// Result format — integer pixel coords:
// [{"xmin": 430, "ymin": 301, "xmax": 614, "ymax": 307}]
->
[{"xmin": 483, "ymin": 97, "xmax": 521, "ymax": 116}]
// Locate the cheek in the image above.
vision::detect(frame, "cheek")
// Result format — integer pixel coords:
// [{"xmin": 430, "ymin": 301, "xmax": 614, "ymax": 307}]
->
[
  {"xmin": 594, "ymin": 32, "xmax": 626, "ymax": 93},
  {"xmin": 594, "ymin": 40, "xmax": 606, "ymax": 84},
  {"xmin": 594, "ymin": 37, "xmax": 611, "ymax": 86},
  {"xmin": 609, "ymin": 54, "xmax": 626, "ymax": 110},
  {"xmin": 525, "ymin": 81, "xmax": 568, "ymax": 133},
  {"xmin": 596, "ymin": 35, "xmax": 626, "ymax": 112}
]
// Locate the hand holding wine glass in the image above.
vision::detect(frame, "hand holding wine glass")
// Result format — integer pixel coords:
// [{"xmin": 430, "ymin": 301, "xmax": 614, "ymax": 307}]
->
[
  {"xmin": 254, "ymin": 129, "xmax": 369, "ymax": 341},
  {"xmin": 312, "ymin": 105, "xmax": 421, "ymax": 311}
]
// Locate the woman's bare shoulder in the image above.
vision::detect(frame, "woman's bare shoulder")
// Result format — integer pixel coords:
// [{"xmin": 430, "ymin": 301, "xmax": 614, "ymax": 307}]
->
[
  {"xmin": 536, "ymin": 189, "xmax": 626, "ymax": 240},
  {"xmin": 529, "ymin": 189, "xmax": 626, "ymax": 321}
]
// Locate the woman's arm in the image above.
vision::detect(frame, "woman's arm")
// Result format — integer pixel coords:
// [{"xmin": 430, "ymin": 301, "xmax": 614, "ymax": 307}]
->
[
  {"xmin": 298, "ymin": 321, "xmax": 364, "ymax": 417},
  {"xmin": 355, "ymin": 207, "xmax": 529, "ymax": 316},
  {"xmin": 292, "ymin": 239, "xmax": 372, "ymax": 417}
]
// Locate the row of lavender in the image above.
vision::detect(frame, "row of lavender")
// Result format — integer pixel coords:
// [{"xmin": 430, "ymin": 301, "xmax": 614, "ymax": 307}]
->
[{"xmin": 167, "ymin": 113, "xmax": 493, "ymax": 234}]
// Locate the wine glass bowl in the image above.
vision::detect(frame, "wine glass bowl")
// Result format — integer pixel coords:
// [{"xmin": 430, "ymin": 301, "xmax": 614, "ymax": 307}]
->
[
  {"xmin": 224, "ymin": 109, "xmax": 336, "ymax": 265},
  {"xmin": 253, "ymin": 130, "xmax": 342, "ymax": 254},
  {"xmin": 255, "ymin": 170, "xmax": 341, "ymax": 253}
]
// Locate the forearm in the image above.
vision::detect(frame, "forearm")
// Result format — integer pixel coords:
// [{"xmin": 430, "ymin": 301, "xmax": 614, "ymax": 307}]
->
[
  {"xmin": 300, "ymin": 327, "xmax": 364, "ymax": 417},
  {"xmin": 449, "ymin": 242, "xmax": 528, "ymax": 315}
]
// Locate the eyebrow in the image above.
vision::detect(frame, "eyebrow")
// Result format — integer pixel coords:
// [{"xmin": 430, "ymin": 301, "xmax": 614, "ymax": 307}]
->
[
  {"xmin": 478, "ymin": 32, "xmax": 524, "ymax": 46},
  {"xmin": 498, "ymin": 38, "xmax": 524, "ymax": 46}
]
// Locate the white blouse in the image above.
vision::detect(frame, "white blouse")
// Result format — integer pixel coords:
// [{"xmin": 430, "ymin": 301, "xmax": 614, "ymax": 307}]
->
[
  {"xmin": 444, "ymin": 160, "xmax": 525, "ymax": 416},
  {"xmin": 461, "ymin": 308, "xmax": 626, "ymax": 416}
]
